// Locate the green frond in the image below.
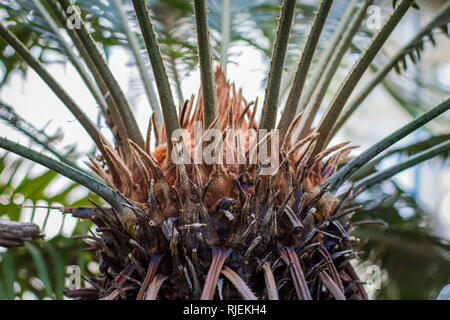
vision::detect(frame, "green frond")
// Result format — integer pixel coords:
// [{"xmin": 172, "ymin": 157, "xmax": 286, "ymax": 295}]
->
[
  {"xmin": 57, "ymin": 0, "xmax": 145, "ymax": 149},
  {"xmin": 331, "ymin": 2, "xmax": 450, "ymax": 136},
  {"xmin": 326, "ymin": 98, "xmax": 450, "ymax": 192},
  {"xmin": 314, "ymin": 0, "xmax": 415, "ymax": 155},
  {"xmin": 0, "ymin": 101, "xmax": 88, "ymax": 175},
  {"xmin": 111, "ymin": 0, "xmax": 163, "ymax": 123},
  {"xmin": 278, "ymin": 0, "xmax": 333, "ymax": 142},
  {"xmin": 0, "ymin": 137, "xmax": 126, "ymax": 214},
  {"xmin": 0, "ymin": 22, "xmax": 110, "ymax": 159},
  {"xmin": 355, "ymin": 140, "xmax": 450, "ymax": 191},
  {"xmin": 132, "ymin": 0, "xmax": 181, "ymax": 155},
  {"xmin": 220, "ymin": 0, "xmax": 231, "ymax": 74},
  {"xmin": 259, "ymin": 0, "xmax": 297, "ymax": 131},
  {"xmin": 295, "ymin": 0, "xmax": 373, "ymax": 141},
  {"xmin": 30, "ymin": 0, "xmax": 108, "ymax": 116},
  {"xmin": 42, "ymin": 0, "xmax": 132, "ymax": 159},
  {"xmin": 295, "ymin": 0, "xmax": 359, "ymax": 113},
  {"xmin": 193, "ymin": 0, "xmax": 218, "ymax": 129},
  {"xmin": 351, "ymin": 133, "xmax": 450, "ymax": 181}
]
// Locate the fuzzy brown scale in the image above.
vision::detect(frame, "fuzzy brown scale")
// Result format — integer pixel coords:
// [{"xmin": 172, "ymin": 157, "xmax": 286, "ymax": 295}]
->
[{"xmin": 65, "ymin": 67, "xmax": 368, "ymax": 300}]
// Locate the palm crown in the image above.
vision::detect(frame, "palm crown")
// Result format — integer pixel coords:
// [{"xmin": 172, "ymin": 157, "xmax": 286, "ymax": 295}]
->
[{"xmin": 0, "ymin": 0, "xmax": 449, "ymax": 300}]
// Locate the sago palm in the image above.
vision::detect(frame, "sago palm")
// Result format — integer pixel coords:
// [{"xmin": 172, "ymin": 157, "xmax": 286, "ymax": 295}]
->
[{"xmin": 0, "ymin": 0, "xmax": 449, "ymax": 300}]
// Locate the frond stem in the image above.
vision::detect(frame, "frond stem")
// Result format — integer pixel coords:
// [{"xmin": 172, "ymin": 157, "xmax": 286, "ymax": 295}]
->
[
  {"xmin": 326, "ymin": 98, "xmax": 450, "ymax": 192},
  {"xmin": 279, "ymin": 0, "xmax": 333, "ymax": 141},
  {"xmin": 31, "ymin": 0, "xmax": 108, "ymax": 115},
  {"xmin": 296, "ymin": 0, "xmax": 373, "ymax": 140},
  {"xmin": 355, "ymin": 140, "xmax": 450, "ymax": 191},
  {"xmin": 44, "ymin": 0, "xmax": 132, "ymax": 160},
  {"xmin": 193, "ymin": 0, "xmax": 219, "ymax": 129},
  {"xmin": 296, "ymin": 0, "xmax": 359, "ymax": 112},
  {"xmin": 132, "ymin": 0, "xmax": 181, "ymax": 155},
  {"xmin": 331, "ymin": 2, "xmax": 450, "ymax": 136},
  {"xmin": 313, "ymin": 0, "xmax": 415, "ymax": 155},
  {"xmin": 0, "ymin": 137, "xmax": 126, "ymax": 214},
  {"xmin": 220, "ymin": 0, "xmax": 231, "ymax": 75},
  {"xmin": 0, "ymin": 22, "xmax": 109, "ymax": 158},
  {"xmin": 259, "ymin": 0, "xmax": 297, "ymax": 131},
  {"xmin": 0, "ymin": 101, "xmax": 89, "ymax": 175},
  {"xmin": 58, "ymin": 0, "xmax": 145, "ymax": 148},
  {"xmin": 111, "ymin": 0, "xmax": 163, "ymax": 124}
]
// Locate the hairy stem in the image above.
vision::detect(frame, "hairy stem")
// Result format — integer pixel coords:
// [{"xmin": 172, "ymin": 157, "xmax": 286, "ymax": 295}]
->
[
  {"xmin": 168, "ymin": 54, "xmax": 184, "ymax": 103},
  {"xmin": 296, "ymin": 0, "xmax": 358, "ymax": 112},
  {"xmin": 193, "ymin": 0, "xmax": 219, "ymax": 129},
  {"xmin": 0, "ymin": 137, "xmax": 125, "ymax": 214},
  {"xmin": 111, "ymin": 0, "xmax": 163, "ymax": 124},
  {"xmin": 0, "ymin": 101, "xmax": 89, "ymax": 175},
  {"xmin": 259, "ymin": 0, "xmax": 297, "ymax": 131},
  {"xmin": 0, "ymin": 22, "xmax": 108, "ymax": 157},
  {"xmin": 296, "ymin": 0, "xmax": 373, "ymax": 140},
  {"xmin": 132, "ymin": 0, "xmax": 181, "ymax": 155},
  {"xmin": 58, "ymin": 0, "xmax": 145, "ymax": 148},
  {"xmin": 32, "ymin": 0, "xmax": 107, "ymax": 115},
  {"xmin": 44, "ymin": 0, "xmax": 126, "ymax": 138},
  {"xmin": 326, "ymin": 98, "xmax": 450, "ymax": 192},
  {"xmin": 313, "ymin": 0, "xmax": 415, "ymax": 155},
  {"xmin": 355, "ymin": 140, "xmax": 450, "ymax": 191},
  {"xmin": 278, "ymin": 0, "xmax": 333, "ymax": 141},
  {"xmin": 331, "ymin": 2, "xmax": 450, "ymax": 136}
]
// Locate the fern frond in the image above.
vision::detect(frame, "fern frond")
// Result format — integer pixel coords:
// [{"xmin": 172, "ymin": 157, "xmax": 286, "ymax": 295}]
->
[{"xmin": 331, "ymin": 2, "xmax": 450, "ymax": 136}]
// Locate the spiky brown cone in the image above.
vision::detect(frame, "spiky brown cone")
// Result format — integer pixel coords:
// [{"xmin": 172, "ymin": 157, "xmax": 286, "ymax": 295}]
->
[{"xmin": 66, "ymin": 67, "xmax": 368, "ymax": 300}]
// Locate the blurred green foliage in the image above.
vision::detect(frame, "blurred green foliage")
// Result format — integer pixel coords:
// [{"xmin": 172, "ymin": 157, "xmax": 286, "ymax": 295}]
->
[
  {"xmin": 353, "ymin": 182, "xmax": 450, "ymax": 299},
  {"xmin": 0, "ymin": 153, "xmax": 99, "ymax": 299}
]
